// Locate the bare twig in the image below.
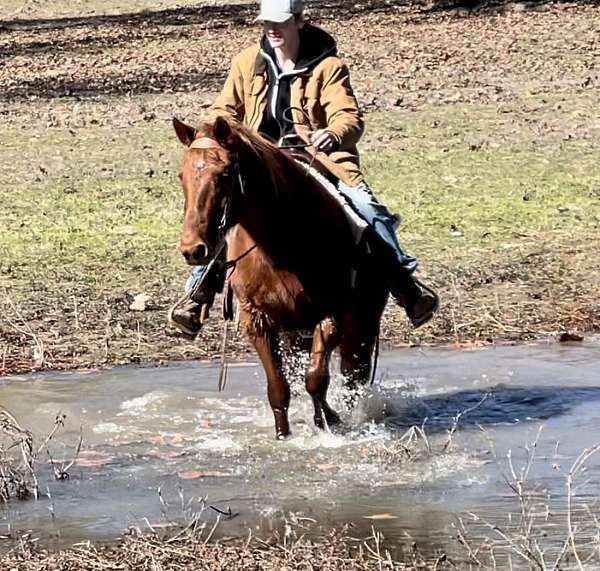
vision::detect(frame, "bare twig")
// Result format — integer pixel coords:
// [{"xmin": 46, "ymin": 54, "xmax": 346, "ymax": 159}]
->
[{"xmin": 442, "ymin": 392, "xmax": 490, "ymax": 452}]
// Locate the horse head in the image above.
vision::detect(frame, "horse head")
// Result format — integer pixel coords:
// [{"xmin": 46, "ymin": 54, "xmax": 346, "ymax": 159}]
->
[{"xmin": 173, "ymin": 116, "xmax": 245, "ymax": 266}]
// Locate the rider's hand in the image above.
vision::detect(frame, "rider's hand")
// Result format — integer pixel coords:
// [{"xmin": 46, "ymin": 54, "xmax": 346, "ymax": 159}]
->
[{"xmin": 310, "ymin": 129, "xmax": 338, "ymax": 153}]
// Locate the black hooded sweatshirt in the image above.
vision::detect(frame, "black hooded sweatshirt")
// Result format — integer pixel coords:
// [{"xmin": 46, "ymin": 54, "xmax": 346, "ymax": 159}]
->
[{"xmin": 258, "ymin": 24, "xmax": 337, "ymax": 143}]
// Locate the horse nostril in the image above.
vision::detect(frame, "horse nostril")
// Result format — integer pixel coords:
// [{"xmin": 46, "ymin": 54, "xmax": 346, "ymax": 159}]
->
[
  {"xmin": 192, "ymin": 244, "xmax": 208, "ymax": 261},
  {"xmin": 182, "ymin": 243, "xmax": 209, "ymax": 264}
]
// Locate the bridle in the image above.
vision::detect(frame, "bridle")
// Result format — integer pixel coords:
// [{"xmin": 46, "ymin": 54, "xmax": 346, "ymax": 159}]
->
[
  {"xmin": 188, "ymin": 135, "xmax": 246, "ymax": 241},
  {"xmin": 186, "ymin": 136, "xmax": 254, "ymax": 300}
]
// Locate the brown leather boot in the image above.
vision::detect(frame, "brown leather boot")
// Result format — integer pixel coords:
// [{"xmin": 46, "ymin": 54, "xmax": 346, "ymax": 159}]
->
[
  {"xmin": 405, "ymin": 279, "xmax": 439, "ymax": 328},
  {"xmin": 168, "ymin": 298, "xmax": 204, "ymax": 338},
  {"xmin": 389, "ymin": 270, "xmax": 439, "ymax": 328}
]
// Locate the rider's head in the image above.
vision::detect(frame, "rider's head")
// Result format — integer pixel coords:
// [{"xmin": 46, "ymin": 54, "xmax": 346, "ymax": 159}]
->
[{"xmin": 255, "ymin": 0, "xmax": 306, "ymax": 52}]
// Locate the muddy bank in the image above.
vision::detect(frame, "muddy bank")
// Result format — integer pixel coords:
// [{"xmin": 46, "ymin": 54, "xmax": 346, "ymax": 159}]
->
[{"xmin": 0, "ymin": 527, "xmax": 444, "ymax": 570}]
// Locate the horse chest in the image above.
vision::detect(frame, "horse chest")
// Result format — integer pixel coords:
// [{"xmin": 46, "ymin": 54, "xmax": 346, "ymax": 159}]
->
[{"xmin": 231, "ymin": 269, "xmax": 323, "ymax": 333}]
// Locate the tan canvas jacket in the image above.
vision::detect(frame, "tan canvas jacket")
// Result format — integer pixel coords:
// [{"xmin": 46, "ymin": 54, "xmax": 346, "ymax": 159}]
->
[{"xmin": 210, "ymin": 42, "xmax": 365, "ymax": 187}]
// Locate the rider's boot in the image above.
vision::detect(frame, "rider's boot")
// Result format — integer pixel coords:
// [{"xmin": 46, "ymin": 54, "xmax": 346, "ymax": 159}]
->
[
  {"xmin": 335, "ymin": 181, "xmax": 439, "ymax": 327},
  {"xmin": 168, "ymin": 297, "xmax": 203, "ymax": 338},
  {"xmin": 388, "ymin": 264, "xmax": 439, "ymax": 328},
  {"xmin": 168, "ymin": 262, "xmax": 226, "ymax": 338}
]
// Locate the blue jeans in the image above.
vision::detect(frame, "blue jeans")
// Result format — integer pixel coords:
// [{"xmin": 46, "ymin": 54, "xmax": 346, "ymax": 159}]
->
[
  {"xmin": 185, "ymin": 264, "xmax": 207, "ymax": 294},
  {"xmin": 337, "ymin": 181, "xmax": 418, "ymax": 273},
  {"xmin": 186, "ymin": 181, "xmax": 417, "ymax": 292}
]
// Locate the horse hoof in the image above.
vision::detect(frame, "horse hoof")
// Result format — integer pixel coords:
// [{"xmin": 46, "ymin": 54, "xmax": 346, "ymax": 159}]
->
[
  {"xmin": 324, "ymin": 409, "xmax": 341, "ymax": 427},
  {"xmin": 276, "ymin": 432, "xmax": 290, "ymax": 441}
]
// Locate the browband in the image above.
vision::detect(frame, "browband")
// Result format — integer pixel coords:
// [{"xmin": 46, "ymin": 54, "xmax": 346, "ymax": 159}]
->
[{"xmin": 189, "ymin": 137, "xmax": 223, "ymax": 150}]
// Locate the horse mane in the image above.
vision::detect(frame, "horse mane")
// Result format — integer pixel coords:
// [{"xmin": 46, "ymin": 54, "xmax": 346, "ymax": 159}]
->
[{"xmin": 197, "ymin": 118, "xmax": 307, "ymax": 197}]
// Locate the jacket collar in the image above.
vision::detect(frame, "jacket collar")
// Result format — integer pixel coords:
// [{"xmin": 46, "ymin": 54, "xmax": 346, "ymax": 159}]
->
[{"xmin": 253, "ymin": 24, "xmax": 337, "ymax": 76}]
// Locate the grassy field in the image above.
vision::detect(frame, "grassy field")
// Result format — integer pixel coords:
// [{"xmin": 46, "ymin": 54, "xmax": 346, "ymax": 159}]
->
[{"xmin": 1, "ymin": 1, "xmax": 599, "ymax": 374}]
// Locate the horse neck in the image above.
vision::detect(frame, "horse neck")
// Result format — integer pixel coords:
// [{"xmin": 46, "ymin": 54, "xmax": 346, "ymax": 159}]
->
[
  {"xmin": 239, "ymin": 150, "xmax": 315, "ymax": 230},
  {"xmin": 234, "ymin": 146, "xmax": 352, "ymax": 273}
]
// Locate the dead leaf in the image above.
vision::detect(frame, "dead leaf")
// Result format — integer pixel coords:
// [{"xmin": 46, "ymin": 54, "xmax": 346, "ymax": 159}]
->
[
  {"xmin": 316, "ymin": 463, "xmax": 338, "ymax": 471},
  {"xmin": 178, "ymin": 470, "xmax": 228, "ymax": 480},
  {"xmin": 76, "ymin": 454, "xmax": 115, "ymax": 467}
]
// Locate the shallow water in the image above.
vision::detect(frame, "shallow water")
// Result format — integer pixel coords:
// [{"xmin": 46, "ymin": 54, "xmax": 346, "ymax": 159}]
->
[{"xmin": 1, "ymin": 338, "xmax": 599, "ymax": 560}]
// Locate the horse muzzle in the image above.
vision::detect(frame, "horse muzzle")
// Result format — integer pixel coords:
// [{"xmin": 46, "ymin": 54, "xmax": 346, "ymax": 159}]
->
[{"xmin": 181, "ymin": 242, "xmax": 211, "ymax": 265}]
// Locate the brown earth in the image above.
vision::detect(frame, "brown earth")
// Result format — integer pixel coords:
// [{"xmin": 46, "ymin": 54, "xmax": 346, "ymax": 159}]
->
[
  {"xmin": 1, "ymin": 1, "xmax": 599, "ymax": 376},
  {"xmin": 1, "ymin": 1, "xmax": 599, "ymax": 113}
]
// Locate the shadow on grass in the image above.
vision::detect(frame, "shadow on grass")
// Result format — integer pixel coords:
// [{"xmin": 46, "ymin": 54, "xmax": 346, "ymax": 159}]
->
[
  {"xmin": 0, "ymin": 3, "xmax": 255, "ymax": 60},
  {"xmin": 0, "ymin": 69, "xmax": 226, "ymax": 101},
  {"xmin": 1, "ymin": 0, "xmax": 598, "ymax": 32},
  {"xmin": 0, "ymin": 2, "xmax": 253, "ymax": 32},
  {"xmin": 1, "ymin": 0, "xmax": 597, "ymax": 99},
  {"xmin": 1, "ymin": 0, "xmax": 396, "ymax": 33}
]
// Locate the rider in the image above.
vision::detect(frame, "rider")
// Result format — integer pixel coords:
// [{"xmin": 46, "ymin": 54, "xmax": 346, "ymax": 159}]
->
[{"xmin": 169, "ymin": 0, "xmax": 439, "ymax": 336}]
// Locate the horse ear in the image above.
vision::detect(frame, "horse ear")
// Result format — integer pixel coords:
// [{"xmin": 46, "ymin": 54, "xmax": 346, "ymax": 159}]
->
[
  {"xmin": 212, "ymin": 115, "xmax": 237, "ymax": 149},
  {"xmin": 173, "ymin": 117, "xmax": 196, "ymax": 147}
]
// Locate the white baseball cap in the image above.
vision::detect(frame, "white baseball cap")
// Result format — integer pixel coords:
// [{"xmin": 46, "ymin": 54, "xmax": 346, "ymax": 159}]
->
[{"xmin": 255, "ymin": 0, "xmax": 305, "ymax": 23}]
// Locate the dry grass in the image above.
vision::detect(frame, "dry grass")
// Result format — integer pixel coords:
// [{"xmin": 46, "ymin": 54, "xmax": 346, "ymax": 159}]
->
[
  {"xmin": 0, "ymin": 524, "xmax": 448, "ymax": 570},
  {"xmin": 1, "ymin": 402, "xmax": 600, "ymax": 569},
  {"xmin": 1, "ymin": 2, "xmax": 599, "ymax": 375},
  {"xmin": 0, "ymin": 409, "xmax": 81, "ymax": 504},
  {"xmin": 454, "ymin": 429, "xmax": 600, "ymax": 569}
]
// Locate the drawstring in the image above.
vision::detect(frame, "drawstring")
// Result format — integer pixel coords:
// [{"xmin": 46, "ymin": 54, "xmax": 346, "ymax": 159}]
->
[{"xmin": 277, "ymin": 105, "xmax": 320, "ymax": 173}]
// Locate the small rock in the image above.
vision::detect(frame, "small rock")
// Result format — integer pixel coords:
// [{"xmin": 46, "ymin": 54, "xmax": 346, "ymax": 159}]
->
[
  {"xmin": 129, "ymin": 293, "xmax": 154, "ymax": 311},
  {"xmin": 316, "ymin": 463, "xmax": 338, "ymax": 471},
  {"xmin": 449, "ymin": 224, "xmax": 463, "ymax": 237},
  {"xmin": 117, "ymin": 226, "xmax": 137, "ymax": 236}
]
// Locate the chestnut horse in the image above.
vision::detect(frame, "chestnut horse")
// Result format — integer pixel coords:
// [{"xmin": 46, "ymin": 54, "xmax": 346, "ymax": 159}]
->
[{"xmin": 174, "ymin": 116, "xmax": 389, "ymax": 439}]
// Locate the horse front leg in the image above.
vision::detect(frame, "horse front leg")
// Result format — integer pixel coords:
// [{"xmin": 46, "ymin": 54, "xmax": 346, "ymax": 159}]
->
[
  {"xmin": 305, "ymin": 318, "xmax": 340, "ymax": 430},
  {"xmin": 250, "ymin": 332, "xmax": 290, "ymax": 439}
]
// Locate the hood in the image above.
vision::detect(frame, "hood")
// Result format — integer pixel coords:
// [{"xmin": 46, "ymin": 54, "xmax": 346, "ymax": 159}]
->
[{"xmin": 259, "ymin": 24, "xmax": 337, "ymax": 74}]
